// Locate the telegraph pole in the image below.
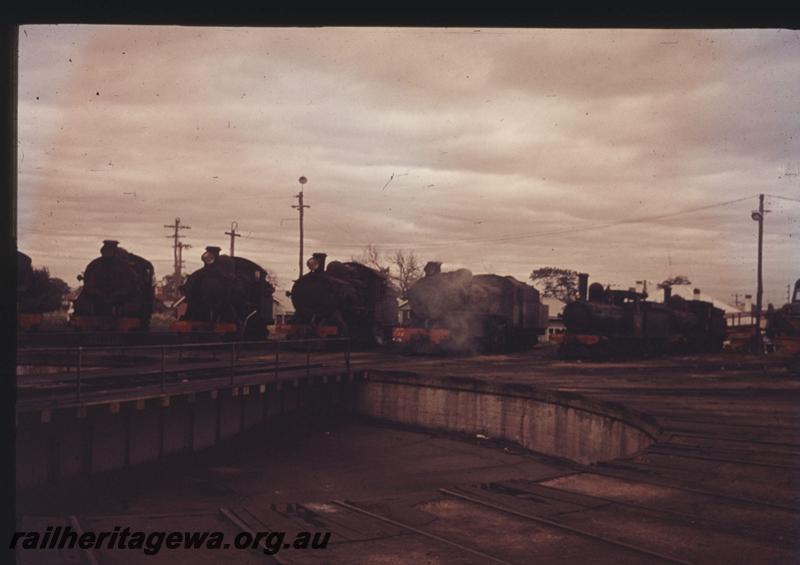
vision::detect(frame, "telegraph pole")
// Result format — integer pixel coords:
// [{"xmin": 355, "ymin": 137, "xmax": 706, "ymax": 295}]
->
[
  {"xmin": 291, "ymin": 176, "xmax": 310, "ymax": 279},
  {"xmin": 225, "ymin": 221, "xmax": 240, "ymax": 257},
  {"xmin": 177, "ymin": 241, "xmax": 191, "ymax": 275},
  {"xmin": 752, "ymin": 194, "xmax": 768, "ymax": 355},
  {"xmin": 164, "ymin": 217, "xmax": 191, "ymax": 278}
]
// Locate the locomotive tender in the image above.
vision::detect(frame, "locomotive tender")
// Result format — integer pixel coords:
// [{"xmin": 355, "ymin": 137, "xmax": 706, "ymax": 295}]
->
[
  {"xmin": 173, "ymin": 246, "xmax": 275, "ymax": 339},
  {"xmin": 393, "ymin": 262, "xmax": 549, "ymax": 354},
  {"xmin": 287, "ymin": 252, "xmax": 398, "ymax": 343},
  {"xmin": 559, "ymin": 273, "xmax": 726, "ymax": 358},
  {"xmin": 71, "ymin": 240, "xmax": 155, "ymax": 331}
]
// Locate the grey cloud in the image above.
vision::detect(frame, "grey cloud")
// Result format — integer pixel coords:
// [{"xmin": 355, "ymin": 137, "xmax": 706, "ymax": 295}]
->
[{"xmin": 16, "ymin": 26, "xmax": 800, "ymax": 305}]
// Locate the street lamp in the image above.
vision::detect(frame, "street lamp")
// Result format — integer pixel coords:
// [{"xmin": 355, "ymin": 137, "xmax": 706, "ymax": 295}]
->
[
  {"xmin": 751, "ymin": 194, "xmax": 770, "ymax": 354},
  {"xmin": 292, "ymin": 176, "xmax": 310, "ymax": 279}
]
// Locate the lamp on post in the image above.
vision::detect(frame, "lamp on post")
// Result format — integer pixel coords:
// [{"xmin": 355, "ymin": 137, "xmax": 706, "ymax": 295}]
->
[
  {"xmin": 751, "ymin": 194, "xmax": 769, "ymax": 355},
  {"xmin": 291, "ymin": 176, "xmax": 310, "ymax": 280}
]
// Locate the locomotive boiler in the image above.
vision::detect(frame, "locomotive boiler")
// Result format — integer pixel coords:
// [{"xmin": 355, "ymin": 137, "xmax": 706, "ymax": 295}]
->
[
  {"xmin": 559, "ymin": 274, "xmax": 726, "ymax": 358},
  {"xmin": 173, "ymin": 246, "xmax": 275, "ymax": 339},
  {"xmin": 393, "ymin": 262, "xmax": 549, "ymax": 354},
  {"xmin": 71, "ymin": 240, "xmax": 155, "ymax": 331},
  {"xmin": 287, "ymin": 252, "xmax": 398, "ymax": 344}
]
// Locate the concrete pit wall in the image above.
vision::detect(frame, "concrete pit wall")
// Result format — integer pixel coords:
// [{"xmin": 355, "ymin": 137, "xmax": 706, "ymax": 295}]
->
[
  {"xmin": 17, "ymin": 369, "xmax": 660, "ymax": 492},
  {"xmin": 352, "ymin": 371, "xmax": 660, "ymax": 464},
  {"xmin": 16, "ymin": 375, "xmax": 353, "ymax": 492}
]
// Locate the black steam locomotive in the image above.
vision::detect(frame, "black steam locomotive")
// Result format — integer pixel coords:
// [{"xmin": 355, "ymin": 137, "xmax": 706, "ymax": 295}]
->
[
  {"xmin": 17, "ymin": 251, "xmax": 56, "ymax": 330},
  {"xmin": 286, "ymin": 252, "xmax": 398, "ymax": 344},
  {"xmin": 173, "ymin": 246, "xmax": 275, "ymax": 339},
  {"xmin": 17, "ymin": 251, "xmax": 39, "ymax": 330},
  {"xmin": 559, "ymin": 274, "xmax": 726, "ymax": 359},
  {"xmin": 766, "ymin": 278, "xmax": 800, "ymax": 359},
  {"xmin": 393, "ymin": 262, "xmax": 549, "ymax": 354},
  {"xmin": 71, "ymin": 240, "xmax": 155, "ymax": 331}
]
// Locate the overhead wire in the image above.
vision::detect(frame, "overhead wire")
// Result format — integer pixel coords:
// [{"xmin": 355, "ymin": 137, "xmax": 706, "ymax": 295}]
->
[
  {"xmin": 305, "ymin": 193, "xmax": 760, "ymax": 250},
  {"xmin": 766, "ymin": 193, "xmax": 800, "ymax": 204}
]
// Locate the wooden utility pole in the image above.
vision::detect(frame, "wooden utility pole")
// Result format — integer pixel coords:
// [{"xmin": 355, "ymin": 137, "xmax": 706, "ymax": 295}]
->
[
  {"xmin": 753, "ymin": 194, "xmax": 766, "ymax": 355},
  {"xmin": 177, "ymin": 241, "xmax": 191, "ymax": 275},
  {"xmin": 225, "ymin": 221, "xmax": 240, "ymax": 257},
  {"xmin": 164, "ymin": 217, "xmax": 191, "ymax": 278},
  {"xmin": 291, "ymin": 176, "xmax": 309, "ymax": 279}
]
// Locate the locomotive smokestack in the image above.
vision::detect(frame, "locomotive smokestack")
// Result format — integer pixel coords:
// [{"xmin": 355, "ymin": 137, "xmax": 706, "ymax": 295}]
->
[
  {"xmin": 100, "ymin": 240, "xmax": 119, "ymax": 257},
  {"xmin": 693, "ymin": 288, "xmax": 701, "ymax": 299},
  {"xmin": 578, "ymin": 273, "xmax": 589, "ymax": 301},
  {"xmin": 424, "ymin": 262, "xmax": 442, "ymax": 277},
  {"xmin": 311, "ymin": 253, "xmax": 327, "ymax": 272},
  {"xmin": 663, "ymin": 285, "xmax": 672, "ymax": 303},
  {"xmin": 202, "ymin": 246, "xmax": 222, "ymax": 266},
  {"xmin": 744, "ymin": 294, "xmax": 752, "ymax": 314}
]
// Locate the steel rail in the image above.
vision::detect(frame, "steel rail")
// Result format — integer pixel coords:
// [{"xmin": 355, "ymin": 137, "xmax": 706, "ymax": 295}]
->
[
  {"xmin": 438, "ymin": 488, "xmax": 691, "ymax": 565},
  {"xmin": 495, "ymin": 481, "xmax": 799, "ymax": 548},
  {"xmin": 645, "ymin": 444, "xmax": 800, "ymax": 470},
  {"xmin": 218, "ymin": 507, "xmax": 285, "ymax": 564},
  {"xmin": 68, "ymin": 515, "xmax": 100, "ymax": 565},
  {"xmin": 589, "ymin": 465, "xmax": 800, "ymax": 513},
  {"xmin": 665, "ymin": 430, "xmax": 800, "ymax": 449},
  {"xmin": 332, "ymin": 499, "xmax": 517, "ymax": 565}
]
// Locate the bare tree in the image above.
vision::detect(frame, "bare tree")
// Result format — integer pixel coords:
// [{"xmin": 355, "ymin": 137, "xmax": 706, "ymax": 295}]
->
[
  {"xmin": 390, "ymin": 249, "xmax": 423, "ymax": 299},
  {"xmin": 355, "ymin": 244, "xmax": 390, "ymax": 276},
  {"xmin": 355, "ymin": 244, "xmax": 423, "ymax": 298}
]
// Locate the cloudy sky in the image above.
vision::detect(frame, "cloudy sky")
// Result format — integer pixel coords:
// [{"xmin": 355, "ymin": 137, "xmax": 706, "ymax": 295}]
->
[{"xmin": 16, "ymin": 25, "xmax": 800, "ymax": 306}]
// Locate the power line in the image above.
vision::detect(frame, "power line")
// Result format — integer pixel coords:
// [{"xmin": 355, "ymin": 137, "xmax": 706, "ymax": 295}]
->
[
  {"xmin": 766, "ymin": 193, "xmax": 800, "ymax": 204},
  {"xmin": 292, "ymin": 193, "xmax": 760, "ymax": 250},
  {"xmin": 464, "ymin": 194, "xmax": 759, "ymax": 246}
]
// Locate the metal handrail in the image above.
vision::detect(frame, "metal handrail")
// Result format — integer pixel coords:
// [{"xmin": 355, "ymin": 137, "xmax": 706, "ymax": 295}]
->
[
  {"xmin": 18, "ymin": 336, "xmax": 353, "ymax": 400},
  {"xmin": 17, "ymin": 336, "xmax": 351, "ymax": 354}
]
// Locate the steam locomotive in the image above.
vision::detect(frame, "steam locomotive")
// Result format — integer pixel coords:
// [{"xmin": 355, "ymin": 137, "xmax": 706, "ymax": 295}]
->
[
  {"xmin": 766, "ymin": 278, "xmax": 800, "ymax": 358},
  {"xmin": 559, "ymin": 274, "xmax": 726, "ymax": 359},
  {"xmin": 172, "ymin": 246, "xmax": 275, "ymax": 339},
  {"xmin": 71, "ymin": 240, "xmax": 155, "ymax": 331},
  {"xmin": 16, "ymin": 251, "xmax": 57, "ymax": 330},
  {"xmin": 284, "ymin": 252, "xmax": 398, "ymax": 344},
  {"xmin": 393, "ymin": 262, "xmax": 549, "ymax": 354}
]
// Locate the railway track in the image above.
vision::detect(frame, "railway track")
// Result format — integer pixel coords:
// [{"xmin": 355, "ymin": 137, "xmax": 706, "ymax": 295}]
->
[
  {"xmin": 436, "ymin": 488, "xmax": 690, "ymax": 564},
  {"xmin": 14, "ymin": 349, "xmax": 800, "ymax": 562},
  {"xmin": 478, "ymin": 478, "xmax": 799, "ymax": 548},
  {"xmin": 589, "ymin": 463, "xmax": 800, "ymax": 512}
]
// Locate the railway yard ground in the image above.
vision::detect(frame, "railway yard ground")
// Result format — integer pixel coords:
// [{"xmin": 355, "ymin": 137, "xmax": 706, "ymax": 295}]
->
[{"xmin": 15, "ymin": 344, "xmax": 800, "ymax": 564}]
